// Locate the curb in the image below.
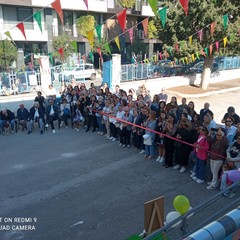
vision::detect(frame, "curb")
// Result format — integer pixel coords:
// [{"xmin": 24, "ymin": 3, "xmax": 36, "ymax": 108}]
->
[{"xmin": 166, "ymin": 86, "xmax": 240, "ymax": 98}]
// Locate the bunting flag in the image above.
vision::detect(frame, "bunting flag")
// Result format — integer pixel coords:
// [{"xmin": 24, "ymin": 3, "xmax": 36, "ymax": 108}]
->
[
  {"xmin": 4, "ymin": 31, "xmax": 14, "ymax": 43},
  {"xmin": 51, "ymin": 0, "xmax": 64, "ymax": 25},
  {"xmin": 189, "ymin": 35, "xmax": 192, "ymax": 45},
  {"xmin": 114, "ymin": 37, "xmax": 120, "ymax": 51},
  {"xmin": 168, "ymin": 47, "xmax": 172, "ymax": 56},
  {"xmin": 223, "ymin": 37, "xmax": 227, "ymax": 48},
  {"xmin": 104, "ymin": 43, "xmax": 111, "ymax": 54},
  {"xmin": 210, "ymin": 22, "xmax": 215, "ymax": 36},
  {"xmin": 158, "ymin": 7, "xmax": 167, "ymax": 28},
  {"xmin": 117, "ymin": 8, "xmax": 127, "ymax": 32},
  {"xmin": 179, "ymin": 0, "xmax": 189, "ymax": 16},
  {"xmin": 204, "ymin": 47, "xmax": 208, "ymax": 56},
  {"xmin": 185, "ymin": 57, "xmax": 188, "ymax": 64},
  {"xmin": 86, "ymin": 30, "xmax": 94, "ymax": 49},
  {"xmin": 83, "ymin": 0, "xmax": 88, "ymax": 9},
  {"xmin": 230, "ymin": 34, "xmax": 234, "ymax": 44},
  {"xmin": 89, "ymin": 51, "xmax": 94, "ymax": 62},
  {"xmin": 33, "ymin": 11, "xmax": 42, "ymax": 32},
  {"xmin": 198, "ymin": 29, "xmax": 203, "ymax": 42},
  {"xmin": 191, "ymin": 54, "xmax": 195, "ymax": 62},
  {"xmin": 201, "ymin": 49, "xmax": 206, "ymax": 57},
  {"xmin": 215, "ymin": 41, "xmax": 219, "ymax": 51},
  {"xmin": 223, "ymin": 14, "xmax": 228, "ymax": 31},
  {"xmin": 209, "ymin": 44, "xmax": 213, "ymax": 55},
  {"xmin": 128, "ymin": 28, "xmax": 134, "ymax": 44},
  {"xmin": 16, "ymin": 23, "xmax": 27, "ymax": 42},
  {"xmin": 71, "ymin": 41, "xmax": 78, "ymax": 53},
  {"xmin": 142, "ymin": 18, "xmax": 149, "ymax": 37},
  {"xmin": 175, "ymin": 43, "xmax": 179, "ymax": 52},
  {"xmin": 48, "ymin": 53, "xmax": 53, "ymax": 65},
  {"xmin": 58, "ymin": 47, "xmax": 64, "ymax": 59},
  {"xmin": 95, "ymin": 25, "xmax": 102, "ymax": 43},
  {"xmin": 147, "ymin": 0, "xmax": 158, "ymax": 15},
  {"xmin": 180, "ymin": 40, "xmax": 186, "ymax": 50},
  {"xmin": 196, "ymin": 52, "xmax": 200, "ymax": 60}
]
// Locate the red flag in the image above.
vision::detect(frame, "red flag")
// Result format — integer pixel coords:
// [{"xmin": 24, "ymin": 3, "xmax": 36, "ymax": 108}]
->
[
  {"xmin": 159, "ymin": 52, "xmax": 163, "ymax": 60},
  {"xmin": 83, "ymin": 0, "xmax": 88, "ymax": 9},
  {"xmin": 215, "ymin": 41, "xmax": 219, "ymax": 51},
  {"xmin": 97, "ymin": 47, "xmax": 103, "ymax": 60},
  {"xmin": 175, "ymin": 43, "xmax": 179, "ymax": 53},
  {"xmin": 58, "ymin": 47, "xmax": 64, "ymax": 59},
  {"xmin": 210, "ymin": 22, "xmax": 215, "ymax": 36},
  {"xmin": 179, "ymin": 0, "xmax": 189, "ymax": 16},
  {"xmin": 142, "ymin": 18, "xmax": 149, "ymax": 37},
  {"xmin": 51, "ymin": 0, "xmax": 64, "ymax": 25},
  {"xmin": 128, "ymin": 28, "xmax": 134, "ymax": 44},
  {"xmin": 200, "ymin": 49, "xmax": 206, "ymax": 57},
  {"xmin": 198, "ymin": 29, "xmax": 203, "ymax": 42},
  {"xmin": 117, "ymin": 8, "xmax": 127, "ymax": 32},
  {"xmin": 16, "ymin": 23, "xmax": 27, "ymax": 42},
  {"xmin": 209, "ymin": 45, "xmax": 213, "ymax": 55}
]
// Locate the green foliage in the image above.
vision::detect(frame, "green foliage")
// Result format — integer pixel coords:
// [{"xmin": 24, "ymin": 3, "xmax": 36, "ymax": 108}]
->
[
  {"xmin": 0, "ymin": 40, "xmax": 17, "ymax": 69},
  {"xmin": 52, "ymin": 34, "xmax": 75, "ymax": 61},
  {"xmin": 148, "ymin": 20, "xmax": 158, "ymax": 39},
  {"xmin": 119, "ymin": 0, "xmax": 135, "ymax": 8},
  {"xmin": 76, "ymin": 15, "xmax": 95, "ymax": 37},
  {"xmin": 154, "ymin": 0, "xmax": 240, "ymax": 58},
  {"xmin": 128, "ymin": 40, "xmax": 147, "ymax": 56}
]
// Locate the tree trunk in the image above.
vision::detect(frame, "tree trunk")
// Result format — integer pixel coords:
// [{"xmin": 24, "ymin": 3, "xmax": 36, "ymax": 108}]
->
[{"xmin": 199, "ymin": 56, "xmax": 214, "ymax": 90}]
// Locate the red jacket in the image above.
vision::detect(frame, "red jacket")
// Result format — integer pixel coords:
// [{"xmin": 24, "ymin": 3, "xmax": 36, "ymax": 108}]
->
[{"xmin": 194, "ymin": 134, "xmax": 210, "ymax": 160}]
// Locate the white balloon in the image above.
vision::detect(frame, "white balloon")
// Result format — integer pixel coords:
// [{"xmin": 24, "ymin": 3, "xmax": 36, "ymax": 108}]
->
[{"xmin": 166, "ymin": 211, "xmax": 182, "ymax": 228}]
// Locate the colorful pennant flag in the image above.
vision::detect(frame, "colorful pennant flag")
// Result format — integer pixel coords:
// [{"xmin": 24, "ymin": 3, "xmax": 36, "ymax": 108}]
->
[
  {"xmin": 159, "ymin": 52, "xmax": 163, "ymax": 60},
  {"xmin": 142, "ymin": 18, "xmax": 149, "ymax": 37},
  {"xmin": 83, "ymin": 0, "xmax": 88, "ymax": 9},
  {"xmin": 198, "ymin": 29, "xmax": 203, "ymax": 42},
  {"xmin": 189, "ymin": 35, "xmax": 192, "ymax": 45},
  {"xmin": 185, "ymin": 57, "xmax": 188, "ymax": 64},
  {"xmin": 71, "ymin": 41, "xmax": 77, "ymax": 53},
  {"xmin": 58, "ymin": 47, "xmax": 64, "ymax": 59},
  {"xmin": 117, "ymin": 8, "xmax": 127, "ymax": 32},
  {"xmin": 201, "ymin": 49, "xmax": 206, "ymax": 57},
  {"xmin": 114, "ymin": 37, "xmax": 120, "ymax": 51},
  {"xmin": 179, "ymin": 0, "xmax": 189, "ymax": 16},
  {"xmin": 128, "ymin": 28, "xmax": 134, "ymax": 44},
  {"xmin": 196, "ymin": 52, "xmax": 200, "ymax": 60},
  {"xmin": 223, "ymin": 37, "xmax": 227, "ymax": 48},
  {"xmin": 215, "ymin": 41, "xmax": 219, "ymax": 51},
  {"xmin": 158, "ymin": 7, "xmax": 167, "ymax": 28},
  {"xmin": 209, "ymin": 45, "xmax": 213, "ymax": 55},
  {"xmin": 89, "ymin": 51, "xmax": 94, "ymax": 62},
  {"xmin": 86, "ymin": 30, "xmax": 94, "ymax": 49},
  {"xmin": 223, "ymin": 14, "xmax": 228, "ymax": 31},
  {"xmin": 104, "ymin": 43, "xmax": 111, "ymax": 54},
  {"xmin": 147, "ymin": 0, "xmax": 158, "ymax": 15},
  {"xmin": 48, "ymin": 53, "xmax": 53, "ymax": 65},
  {"xmin": 33, "ymin": 12, "xmax": 42, "ymax": 32},
  {"xmin": 191, "ymin": 54, "xmax": 195, "ymax": 62},
  {"xmin": 175, "ymin": 43, "xmax": 179, "ymax": 52},
  {"xmin": 51, "ymin": 0, "xmax": 64, "ymax": 25},
  {"xmin": 95, "ymin": 25, "xmax": 102, "ymax": 43},
  {"xmin": 204, "ymin": 47, "xmax": 208, "ymax": 56},
  {"xmin": 16, "ymin": 23, "xmax": 27, "ymax": 42},
  {"xmin": 210, "ymin": 22, "xmax": 215, "ymax": 36},
  {"xmin": 4, "ymin": 31, "xmax": 14, "ymax": 43}
]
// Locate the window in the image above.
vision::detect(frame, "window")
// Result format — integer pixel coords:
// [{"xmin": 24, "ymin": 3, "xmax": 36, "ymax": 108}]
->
[{"xmin": 18, "ymin": 8, "xmax": 33, "ymax": 29}]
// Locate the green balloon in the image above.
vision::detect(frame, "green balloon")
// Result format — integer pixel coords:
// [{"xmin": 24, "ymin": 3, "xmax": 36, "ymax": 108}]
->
[{"xmin": 173, "ymin": 195, "xmax": 190, "ymax": 215}]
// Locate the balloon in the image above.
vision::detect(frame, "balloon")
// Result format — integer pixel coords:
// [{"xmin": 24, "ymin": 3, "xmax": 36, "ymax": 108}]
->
[
  {"xmin": 173, "ymin": 195, "xmax": 190, "ymax": 215},
  {"xmin": 228, "ymin": 170, "xmax": 240, "ymax": 182},
  {"xmin": 166, "ymin": 211, "xmax": 182, "ymax": 228}
]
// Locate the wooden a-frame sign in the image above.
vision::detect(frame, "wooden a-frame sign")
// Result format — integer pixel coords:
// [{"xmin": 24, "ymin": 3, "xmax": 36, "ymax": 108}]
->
[{"xmin": 144, "ymin": 196, "xmax": 164, "ymax": 235}]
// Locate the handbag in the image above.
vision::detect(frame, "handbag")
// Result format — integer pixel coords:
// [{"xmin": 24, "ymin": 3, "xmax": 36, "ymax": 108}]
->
[
  {"xmin": 63, "ymin": 107, "xmax": 70, "ymax": 115},
  {"xmin": 143, "ymin": 134, "xmax": 152, "ymax": 145}
]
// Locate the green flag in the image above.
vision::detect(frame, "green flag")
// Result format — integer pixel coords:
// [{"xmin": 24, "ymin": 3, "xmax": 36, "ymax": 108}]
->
[
  {"xmin": 95, "ymin": 25, "xmax": 102, "ymax": 43},
  {"xmin": 196, "ymin": 51, "xmax": 200, "ymax": 60},
  {"xmin": 204, "ymin": 47, "xmax": 209, "ymax": 56},
  {"xmin": 104, "ymin": 43, "xmax": 111, "ymax": 54},
  {"xmin": 223, "ymin": 14, "xmax": 228, "ymax": 31},
  {"xmin": 147, "ymin": 0, "xmax": 158, "ymax": 15},
  {"xmin": 48, "ymin": 53, "xmax": 53, "ymax": 65},
  {"xmin": 158, "ymin": 7, "xmax": 167, "ymax": 28},
  {"xmin": 168, "ymin": 47, "xmax": 172, "ymax": 55},
  {"xmin": 33, "ymin": 11, "xmax": 42, "ymax": 32},
  {"xmin": 71, "ymin": 41, "xmax": 78, "ymax": 53},
  {"xmin": 89, "ymin": 51, "xmax": 94, "ymax": 63}
]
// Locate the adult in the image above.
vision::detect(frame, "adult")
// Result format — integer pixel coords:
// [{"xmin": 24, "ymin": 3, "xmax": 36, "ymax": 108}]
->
[
  {"xmin": 207, "ymin": 129, "xmax": 229, "ymax": 190},
  {"xmin": 45, "ymin": 99, "xmax": 59, "ymax": 133},
  {"xmin": 45, "ymin": 84, "xmax": 57, "ymax": 101},
  {"xmin": 221, "ymin": 106, "xmax": 240, "ymax": 125},
  {"xmin": 177, "ymin": 98, "xmax": 188, "ymax": 119},
  {"xmin": 223, "ymin": 116, "xmax": 237, "ymax": 145},
  {"xmin": 188, "ymin": 101, "xmax": 197, "ymax": 120},
  {"xmin": 165, "ymin": 96, "xmax": 178, "ymax": 119},
  {"xmin": 16, "ymin": 104, "xmax": 29, "ymax": 131},
  {"xmin": 59, "ymin": 98, "xmax": 71, "ymax": 129},
  {"xmin": 34, "ymin": 91, "xmax": 46, "ymax": 112},
  {"xmin": 85, "ymin": 95, "xmax": 98, "ymax": 133},
  {"xmin": 27, "ymin": 102, "xmax": 45, "ymax": 135},
  {"xmin": 192, "ymin": 126, "xmax": 210, "ymax": 184},
  {"xmin": 159, "ymin": 87, "xmax": 168, "ymax": 102},
  {"xmin": 0, "ymin": 109, "xmax": 15, "ymax": 135},
  {"xmin": 199, "ymin": 102, "xmax": 213, "ymax": 122},
  {"xmin": 226, "ymin": 137, "xmax": 240, "ymax": 169}
]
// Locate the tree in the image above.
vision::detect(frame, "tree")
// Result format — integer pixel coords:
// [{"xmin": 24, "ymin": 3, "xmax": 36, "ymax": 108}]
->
[
  {"xmin": 155, "ymin": 0, "xmax": 240, "ymax": 89},
  {"xmin": 148, "ymin": 20, "xmax": 158, "ymax": 39},
  {"xmin": 118, "ymin": 0, "xmax": 135, "ymax": 8},
  {"xmin": 0, "ymin": 40, "xmax": 17, "ymax": 70},
  {"xmin": 52, "ymin": 34, "xmax": 75, "ymax": 63},
  {"xmin": 76, "ymin": 15, "xmax": 95, "ymax": 37}
]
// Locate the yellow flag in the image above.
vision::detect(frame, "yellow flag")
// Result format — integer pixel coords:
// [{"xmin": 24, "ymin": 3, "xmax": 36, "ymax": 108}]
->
[
  {"xmin": 191, "ymin": 54, "xmax": 195, "ymax": 62},
  {"xmin": 154, "ymin": 55, "xmax": 157, "ymax": 62},
  {"xmin": 185, "ymin": 57, "xmax": 188, "ymax": 64},
  {"xmin": 86, "ymin": 30, "xmax": 94, "ymax": 49},
  {"xmin": 223, "ymin": 37, "xmax": 227, "ymax": 48},
  {"xmin": 114, "ymin": 37, "xmax": 120, "ymax": 51},
  {"xmin": 189, "ymin": 36, "xmax": 192, "ymax": 45}
]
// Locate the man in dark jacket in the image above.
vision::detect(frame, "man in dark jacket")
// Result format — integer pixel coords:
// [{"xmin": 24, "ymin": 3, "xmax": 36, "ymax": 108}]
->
[
  {"xmin": 0, "ymin": 109, "xmax": 15, "ymax": 134},
  {"xmin": 16, "ymin": 104, "xmax": 29, "ymax": 131},
  {"xmin": 45, "ymin": 99, "xmax": 59, "ymax": 133}
]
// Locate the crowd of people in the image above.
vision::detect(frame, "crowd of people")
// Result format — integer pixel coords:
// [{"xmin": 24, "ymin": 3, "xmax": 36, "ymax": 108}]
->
[{"xmin": 1, "ymin": 81, "xmax": 240, "ymax": 197}]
